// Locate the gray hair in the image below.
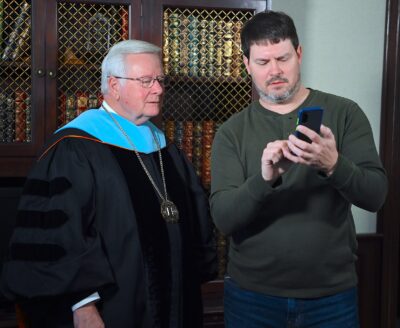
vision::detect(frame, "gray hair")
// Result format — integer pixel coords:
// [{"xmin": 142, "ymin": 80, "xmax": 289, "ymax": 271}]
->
[{"xmin": 101, "ymin": 40, "xmax": 162, "ymax": 94}]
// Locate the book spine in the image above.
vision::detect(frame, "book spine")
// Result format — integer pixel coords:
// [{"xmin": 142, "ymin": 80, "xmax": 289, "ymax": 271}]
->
[
  {"xmin": 97, "ymin": 92, "xmax": 104, "ymax": 107},
  {"xmin": 10, "ymin": 17, "xmax": 30, "ymax": 61},
  {"xmin": 232, "ymin": 20, "xmax": 244, "ymax": 78},
  {"xmin": 162, "ymin": 11, "xmax": 170, "ymax": 75},
  {"xmin": 76, "ymin": 91, "xmax": 88, "ymax": 116},
  {"xmin": 65, "ymin": 93, "xmax": 76, "ymax": 123},
  {"xmin": 25, "ymin": 94, "xmax": 31, "ymax": 142},
  {"xmin": 174, "ymin": 120, "xmax": 184, "ymax": 150},
  {"xmin": 192, "ymin": 121, "xmax": 202, "ymax": 178},
  {"xmin": 1, "ymin": 2, "xmax": 29, "ymax": 61},
  {"xmin": 121, "ymin": 7, "xmax": 129, "ymax": 40},
  {"xmin": 88, "ymin": 93, "xmax": 98, "ymax": 109},
  {"xmin": 214, "ymin": 20, "xmax": 223, "ymax": 77},
  {"xmin": 58, "ymin": 92, "xmax": 67, "ymax": 126},
  {"xmin": 201, "ymin": 120, "xmax": 214, "ymax": 188},
  {"xmin": 0, "ymin": 94, "xmax": 6, "ymax": 142},
  {"xmin": 165, "ymin": 120, "xmax": 175, "ymax": 144},
  {"xmin": 182, "ymin": 121, "xmax": 194, "ymax": 162},
  {"xmin": 223, "ymin": 22, "xmax": 234, "ymax": 77},
  {"xmin": 4, "ymin": 95, "xmax": 15, "ymax": 142},
  {"xmin": 169, "ymin": 13, "xmax": 181, "ymax": 76},
  {"xmin": 0, "ymin": 1, "xmax": 3, "ymax": 54},
  {"xmin": 14, "ymin": 89, "xmax": 27, "ymax": 142},
  {"xmin": 187, "ymin": 15, "xmax": 199, "ymax": 77},
  {"xmin": 198, "ymin": 19, "xmax": 208, "ymax": 77}
]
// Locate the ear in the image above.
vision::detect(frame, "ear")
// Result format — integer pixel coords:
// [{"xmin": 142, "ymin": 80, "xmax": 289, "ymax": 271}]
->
[
  {"xmin": 296, "ymin": 45, "xmax": 303, "ymax": 64},
  {"xmin": 243, "ymin": 55, "xmax": 251, "ymax": 75},
  {"xmin": 108, "ymin": 76, "xmax": 121, "ymax": 100}
]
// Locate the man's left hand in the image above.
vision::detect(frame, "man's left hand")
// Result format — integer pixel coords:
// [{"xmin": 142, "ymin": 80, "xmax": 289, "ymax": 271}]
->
[{"xmin": 284, "ymin": 124, "xmax": 338, "ymax": 175}]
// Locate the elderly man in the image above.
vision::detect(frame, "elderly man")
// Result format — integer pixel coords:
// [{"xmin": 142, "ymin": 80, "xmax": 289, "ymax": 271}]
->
[{"xmin": 2, "ymin": 40, "xmax": 216, "ymax": 328}]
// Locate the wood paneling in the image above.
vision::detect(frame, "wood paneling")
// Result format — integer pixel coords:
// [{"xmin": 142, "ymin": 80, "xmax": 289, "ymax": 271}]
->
[{"xmin": 379, "ymin": 0, "xmax": 400, "ymax": 327}]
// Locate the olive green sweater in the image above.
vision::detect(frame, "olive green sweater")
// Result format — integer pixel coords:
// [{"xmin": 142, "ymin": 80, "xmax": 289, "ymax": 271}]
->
[{"xmin": 210, "ymin": 89, "xmax": 387, "ymax": 298}]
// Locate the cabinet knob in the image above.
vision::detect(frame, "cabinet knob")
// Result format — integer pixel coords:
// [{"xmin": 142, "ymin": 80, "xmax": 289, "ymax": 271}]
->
[
  {"xmin": 48, "ymin": 70, "xmax": 57, "ymax": 78},
  {"xmin": 36, "ymin": 69, "xmax": 45, "ymax": 77}
]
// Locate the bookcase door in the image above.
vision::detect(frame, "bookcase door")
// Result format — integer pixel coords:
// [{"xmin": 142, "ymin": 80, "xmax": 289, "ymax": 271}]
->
[
  {"xmin": 143, "ymin": 0, "xmax": 265, "ymax": 279},
  {"xmin": 0, "ymin": 0, "xmax": 46, "ymax": 176}
]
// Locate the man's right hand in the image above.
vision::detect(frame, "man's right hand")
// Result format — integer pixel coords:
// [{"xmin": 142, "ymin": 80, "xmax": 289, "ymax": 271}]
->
[
  {"xmin": 261, "ymin": 140, "xmax": 292, "ymax": 182},
  {"xmin": 73, "ymin": 303, "xmax": 104, "ymax": 328}
]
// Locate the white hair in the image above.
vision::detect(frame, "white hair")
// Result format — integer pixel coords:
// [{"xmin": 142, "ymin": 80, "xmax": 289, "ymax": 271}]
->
[{"xmin": 101, "ymin": 40, "xmax": 162, "ymax": 94}]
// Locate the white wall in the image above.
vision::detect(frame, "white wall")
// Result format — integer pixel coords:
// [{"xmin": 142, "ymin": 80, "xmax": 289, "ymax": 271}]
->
[{"xmin": 271, "ymin": 0, "xmax": 386, "ymax": 233}]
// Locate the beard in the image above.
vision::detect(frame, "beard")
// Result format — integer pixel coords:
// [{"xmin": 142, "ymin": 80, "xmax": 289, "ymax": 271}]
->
[{"xmin": 256, "ymin": 73, "xmax": 301, "ymax": 104}]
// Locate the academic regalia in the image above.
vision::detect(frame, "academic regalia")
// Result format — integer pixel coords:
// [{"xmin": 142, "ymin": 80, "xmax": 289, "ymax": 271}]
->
[{"xmin": 1, "ymin": 107, "xmax": 217, "ymax": 327}]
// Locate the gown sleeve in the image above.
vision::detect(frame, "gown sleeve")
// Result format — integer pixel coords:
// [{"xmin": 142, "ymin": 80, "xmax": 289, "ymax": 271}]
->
[{"xmin": 1, "ymin": 137, "xmax": 115, "ymax": 305}]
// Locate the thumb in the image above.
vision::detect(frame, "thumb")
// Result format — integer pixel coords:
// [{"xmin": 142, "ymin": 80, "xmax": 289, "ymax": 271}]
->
[{"xmin": 320, "ymin": 124, "xmax": 333, "ymax": 138}]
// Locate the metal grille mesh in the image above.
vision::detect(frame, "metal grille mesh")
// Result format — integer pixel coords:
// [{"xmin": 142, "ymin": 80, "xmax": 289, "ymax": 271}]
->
[
  {"xmin": 162, "ymin": 7, "xmax": 253, "ymax": 123},
  {"xmin": 0, "ymin": 0, "xmax": 32, "ymax": 143},
  {"xmin": 162, "ymin": 7, "xmax": 254, "ymax": 279},
  {"xmin": 57, "ymin": 3, "xmax": 129, "ymax": 127}
]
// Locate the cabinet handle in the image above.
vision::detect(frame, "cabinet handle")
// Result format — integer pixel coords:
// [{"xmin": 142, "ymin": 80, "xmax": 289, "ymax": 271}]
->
[
  {"xmin": 36, "ymin": 69, "xmax": 45, "ymax": 77},
  {"xmin": 48, "ymin": 70, "xmax": 57, "ymax": 78}
]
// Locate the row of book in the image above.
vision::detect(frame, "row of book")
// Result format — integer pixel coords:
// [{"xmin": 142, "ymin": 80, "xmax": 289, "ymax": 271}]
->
[
  {"xmin": 163, "ymin": 11, "xmax": 247, "ymax": 78},
  {"xmin": 162, "ymin": 119, "xmax": 221, "ymax": 189},
  {"xmin": 0, "ymin": 90, "xmax": 31, "ymax": 143},
  {"xmin": 58, "ymin": 91, "xmax": 103, "ymax": 126}
]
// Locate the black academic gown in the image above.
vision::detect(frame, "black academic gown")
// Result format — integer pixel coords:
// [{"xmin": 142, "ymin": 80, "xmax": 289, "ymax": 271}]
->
[{"xmin": 1, "ymin": 128, "xmax": 217, "ymax": 327}]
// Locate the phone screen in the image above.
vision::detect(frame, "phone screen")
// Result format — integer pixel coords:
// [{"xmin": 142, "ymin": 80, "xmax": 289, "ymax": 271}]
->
[{"xmin": 295, "ymin": 107, "xmax": 324, "ymax": 143}]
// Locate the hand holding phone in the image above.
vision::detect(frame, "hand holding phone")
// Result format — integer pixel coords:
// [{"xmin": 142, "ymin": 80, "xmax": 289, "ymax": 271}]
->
[{"xmin": 295, "ymin": 107, "xmax": 324, "ymax": 143}]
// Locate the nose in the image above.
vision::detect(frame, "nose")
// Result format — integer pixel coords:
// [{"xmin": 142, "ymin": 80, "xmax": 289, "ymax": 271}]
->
[
  {"xmin": 269, "ymin": 59, "xmax": 283, "ymax": 75},
  {"xmin": 151, "ymin": 79, "xmax": 164, "ymax": 94}
]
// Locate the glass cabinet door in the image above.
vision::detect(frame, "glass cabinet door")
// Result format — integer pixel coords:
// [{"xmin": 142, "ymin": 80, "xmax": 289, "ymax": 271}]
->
[{"xmin": 0, "ymin": 0, "xmax": 32, "ymax": 144}]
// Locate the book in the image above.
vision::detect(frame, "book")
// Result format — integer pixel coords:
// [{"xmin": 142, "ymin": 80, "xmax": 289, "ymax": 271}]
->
[
  {"xmin": 76, "ymin": 91, "xmax": 88, "ymax": 116},
  {"xmin": 187, "ymin": 14, "xmax": 199, "ymax": 77},
  {"xmin": 120, "ymin": 7, "xmax": 129, "ymax": 40},
  {"xmin": 223, "ymin": 21, "xmax": 234, "ymax": 77},
  {"xmin": 232, "ymin": 20, "xmax": 244, "ymax": 78},
  {"xmin": 14, "ymin": 89, "xmax": 27, "ymax": 142},
  {"xmin": 65, "ymin": 93, "xmax": 76, "ymax": 123},
  {"xmin": 1, "ymin": 1, "xmax": 30, "ymax": 61},
  {"xmin": 174, "ymin": 120, "xmax": 184, "ymax": 150},
  {"xmin": 88, "ymin": 93, "xmax": 98, "ymax": 109},
  {"xmin": 4, "ymin": 95, "xmax": 15, "ymax": 142},
  {"xmin": 182, "ymin": 121, "xmax": 194, "ymax": 162},
  {"xmin": 0, "ymin": 94, "xmax": 6, "ymax": 142},
  {"xmin": 25, "ymin": 94, "xmax": 31, "ymax": 142},
  {"xmin": 192, "ymin": 121, "xmax": 202, "ymax": 178},
  {"xmin": 58, "ymin": 92, "xmax": 67, "ymax": 126},
  {"xmin": 0, "ymin": 1, "xmax": 3, "ymax": 53},
  {"xmin": 162, "ymin": 11, "xmax": 170, "ymax": 75},
  {"xmin": 168, "ymin": 13, "xmax": 181, "ymax": 76},
  {"xmin": 165, "ymin": 120, "xmax": 175, "ymax": 143},
  {"xmin": 201, "ymin": 120, "xmax": 214, "ymax": 188},
  {"xmin": 10, "ymin": 17, "xmax": 30, "ymax": 61}
]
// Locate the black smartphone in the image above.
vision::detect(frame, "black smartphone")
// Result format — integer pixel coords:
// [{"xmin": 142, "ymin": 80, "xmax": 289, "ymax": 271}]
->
[{"xmin": 295, "ymin": 107, "xmax": 324, "ymax": 143}]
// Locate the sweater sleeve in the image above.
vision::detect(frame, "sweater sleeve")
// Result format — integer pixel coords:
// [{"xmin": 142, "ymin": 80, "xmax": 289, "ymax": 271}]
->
[
  {"xmin": 210, "ymin": 126, "xmax": 281, "ymax": 236},
  {"xmin": 324, "ymin": 103, "xmax": 388, "ymax": 212}
]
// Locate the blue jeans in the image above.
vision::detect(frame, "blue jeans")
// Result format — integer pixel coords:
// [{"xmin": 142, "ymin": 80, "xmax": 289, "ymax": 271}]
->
[{"xmin": 224, "ymin": 277, "xmax": 359, "ymax": 328}]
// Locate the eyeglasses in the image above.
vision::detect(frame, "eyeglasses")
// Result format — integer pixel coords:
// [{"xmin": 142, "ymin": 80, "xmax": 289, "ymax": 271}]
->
[{"xmin": 109, "ymin": 75, "xmax": 169, "ymax": 88}]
